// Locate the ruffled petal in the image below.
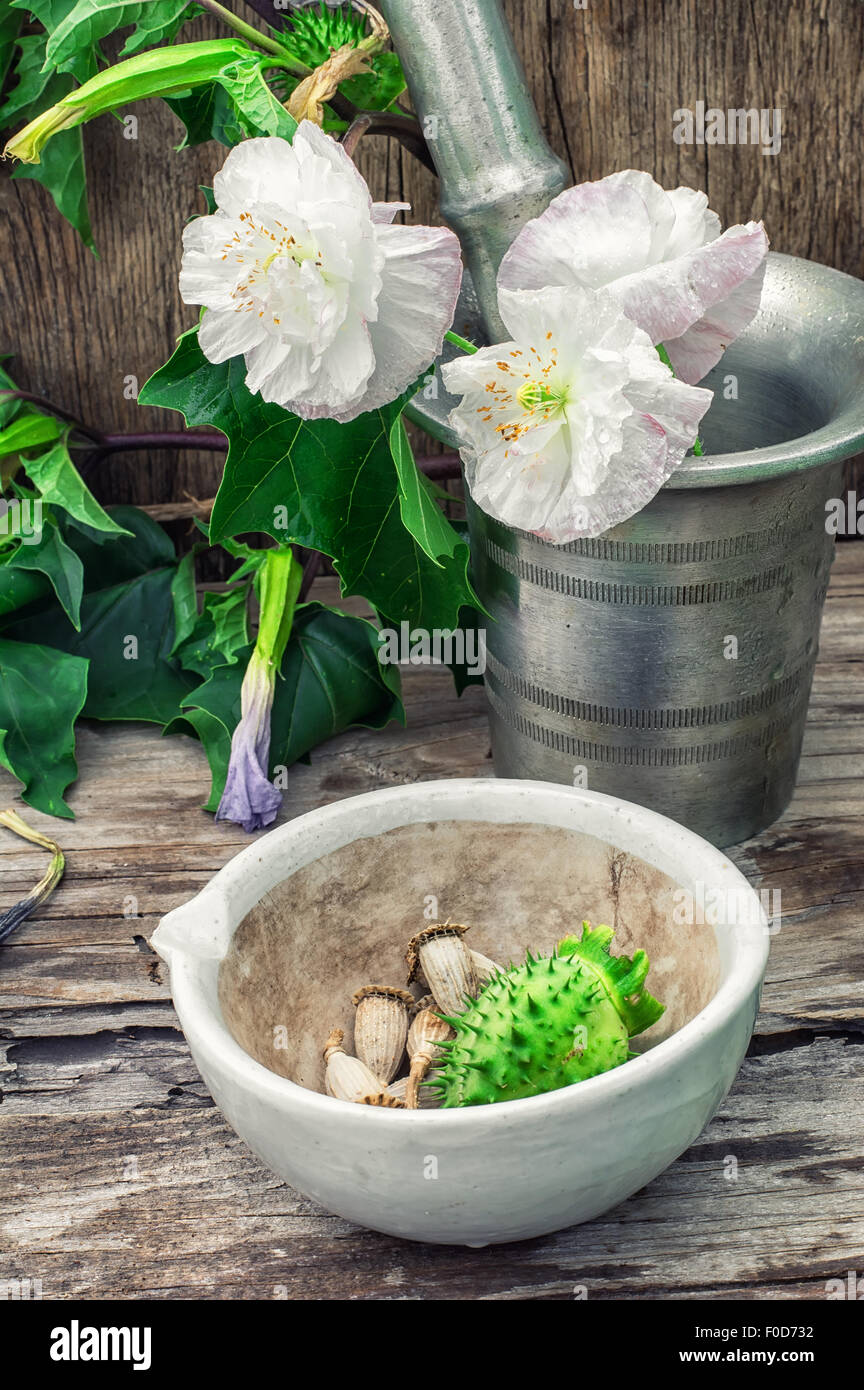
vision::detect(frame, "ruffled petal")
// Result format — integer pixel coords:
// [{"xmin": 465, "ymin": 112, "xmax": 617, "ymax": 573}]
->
[
  {"xmin": 345, "ymin": 222, "xmax": 463, "ymax": 416},
  {"xmin": 663, "ymin": 186, "xmax": 722, "ymax": 258},
  {"xmin": 198, "ymin": 306, "xmax": 269, "ymax": 363},
  {"xmin": 216, "ymin": 735, "xmax": 282, "ymax": 833},
  {"xmin": 607, "ymin": 221, "xmax": 769, "ymax": 380},
  {"xmin": 444, "ymin": 285, "xmax": 713, "ymax": 543},
  {"xmin": 663, "ymin": 255, "xmax": 768, "ymax": 383},
  {"xmin": 498, "ymin": 176, "xmax": 658, "ymax": 293},
  {"xmin": 212, "ymin": 136, "xmax": 302, "ymax": 219}
]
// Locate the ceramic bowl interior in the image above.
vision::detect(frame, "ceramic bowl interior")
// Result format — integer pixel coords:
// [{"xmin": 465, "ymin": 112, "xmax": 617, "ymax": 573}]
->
[{"xmin": 218, "ymin": 819, "xmax": 722, "ymax": 1095}]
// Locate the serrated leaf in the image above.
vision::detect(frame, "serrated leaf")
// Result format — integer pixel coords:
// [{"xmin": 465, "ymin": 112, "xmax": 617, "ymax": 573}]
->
[
  {"xmin": 0, "ymin": 637, "xmax": 88, "ymax": 818},
  {"xmin": 165, "ymin": 82, "xmax": 238, "ymax": 149},
  {"xmin": 5, "ymin": 567, "xmax": 197, "ymax": 723},
  {"xmin": 119, "ymin": 0, "xmax": 198, "ymax": 57},
  {"xmin": 1, "ymin": 520, "xmax": 84, "ymax": 627},
  {"xmin": 139, "ymin": 330, "xmax": 475, "ymax": 632},
  {"xmin": 22, "ymin": 438, "xmax": 131, "ymax": 537},
  {"xmin": 45, "ymin": 0, "xmax": 190, "ymax": 75},
  {"xmin": 178, "ymin": 602, "xmax": 404, "ymax": 807},
  {"xmin": 215, "ymin": 55, "xmax": 297, "ymax": 140},
  {"xmin": 10, "ymin": 0, "xmax": 98, "ymax": 83},
  {"xmin": 0, "ymin": 34, "xmax": 53, "ymax": 126}
]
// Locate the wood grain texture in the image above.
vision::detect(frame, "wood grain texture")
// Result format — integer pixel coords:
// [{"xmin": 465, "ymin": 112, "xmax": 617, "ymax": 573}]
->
[
  {"xmin": 2, "ymin": 2, "xmax": 863, "ymax": 504},
  {"xmin": 0, "ymin": 547, "xmax": 862, "ymax": 1300}
]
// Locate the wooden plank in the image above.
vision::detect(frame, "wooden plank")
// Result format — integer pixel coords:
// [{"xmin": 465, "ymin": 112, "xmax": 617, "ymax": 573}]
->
[
  {"xmin": 1, "ymin": 553, "xmax": 862, "ymax": 1299},
  {"xmin": 0, "ymin": 1037, "xmax": 859, "ymax": 1299}
]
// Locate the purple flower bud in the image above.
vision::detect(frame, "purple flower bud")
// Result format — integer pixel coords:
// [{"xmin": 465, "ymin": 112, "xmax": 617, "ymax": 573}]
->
[{"xmin": 216, "ymin": 650, "xmax": 282, "ymax": 832}]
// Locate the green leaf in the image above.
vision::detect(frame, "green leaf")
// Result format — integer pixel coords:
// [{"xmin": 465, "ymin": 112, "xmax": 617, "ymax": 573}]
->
[
  {"xmin": 0, "ymin": 636, "xmax": 88, "ymax": 818},
  {"xmin": 340, "ymin": 50, "xmax": 406, "ymax": 112},
  {"xmin": 120, "ymin": 0, "xmax": 198, "ymax": 57},
  {"xmin": 169, "ymin": 547, "xmax": 199, "ymax": 652},
  {"xmin": 389, "ymin": 415, "xmax": 460, "ymax": 564},
  {"xmin": 139, "ymin": 330, "xmax": 475, "ymax": 632},
  {"xmin": 0, "ymin": 6, "xmax": 23, "ymax": 90},
  {"xmin": 165, "ymin": 83, "xmax": 238, "ymax": 148},
  {"xmin": 45, "ymin": 0, "xmax": 191, "ymax": 75},
  {"xmin": 214, "ymin": 55, "xmax": 297, "ymax": 141},
  {"xmin": 10, "ymin": 0, "xmax": 98, "ymax": 83},
  {"xmin": 173, "ymin": 584, "xmax": 249, "ymax": 678},
  {"xmin": 0, "ymin": 565, "xmax": 52, "ymax": 619},
  {"xmin": 8, "ymin": 52, "xmax": 96, "ymax": 252},
  {"xmin": 23, "ymin": 438, "xmax": 132, "ymax": 537},
  {"xmin": 0, "ymin": 34, "xmax": 53, "ymax": 127},
  {"xmin": 0, "ymin": 413, "xmax": 63, "ymax": 455},
  {"xmin": 5, "ymin": 567, "xmax": 197, "ymax": 723},
  {"xmin": 1, "ymin": 520, "xmax": 84, "ymax": 628},
  {"xmin": 178, "ymin": 602, "xmax": 404, "ymax": 808},
  {"xmin": 62, "ymin": 503, "xmax": 175, "ymax": 583}
]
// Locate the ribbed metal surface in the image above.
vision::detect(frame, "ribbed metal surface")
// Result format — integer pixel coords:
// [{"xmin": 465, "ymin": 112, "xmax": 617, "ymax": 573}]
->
[{"xmin": 468, "ymin": 466, "xmax": 840, "ymax": 846}]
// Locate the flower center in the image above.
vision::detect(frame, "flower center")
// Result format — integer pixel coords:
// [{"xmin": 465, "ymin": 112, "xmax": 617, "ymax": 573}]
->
[{"xmin": 516, "ymin": 379, "xmax": 568, "ymax": 413}]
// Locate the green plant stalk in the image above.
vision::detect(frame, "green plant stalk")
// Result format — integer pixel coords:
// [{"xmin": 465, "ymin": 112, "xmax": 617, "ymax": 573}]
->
[
  {"xmin": 255, "ymin": 546, "xmax": 304, "ymax": 677},
  {"xmin": 3, "ymin": 39, "xmax": 254, "ymax": 162},
  {"xmin": 199, "ymin": 0, "xmax": 308, "ymax": 66},
  {"xmin": 445, "ymin": 330, "xmax": 479, "ymax": 355}
]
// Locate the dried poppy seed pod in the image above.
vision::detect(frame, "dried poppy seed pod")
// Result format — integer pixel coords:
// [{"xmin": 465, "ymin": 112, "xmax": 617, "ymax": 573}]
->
[
  {"xmin": 405, "ymin": 923, "xmax": 479, "ymax": 1017},
  {"xmin": 404, "ymin": 1006, "xmax": 455, "ymax": 1109},
  {"xmin": 470, "ymin": 949, "xmax": 504, "ymax": 985},
  {"xmin": 322, "ymin": 1027, "xmax": 402, "ymax": 1106},
  {"xmin": 387, "ymin": 1072, "xmax": 443, "ymax": 1109},
  {"xmin": 351, "ymin": 984, "xmax": 414, "ymax": 1083}
]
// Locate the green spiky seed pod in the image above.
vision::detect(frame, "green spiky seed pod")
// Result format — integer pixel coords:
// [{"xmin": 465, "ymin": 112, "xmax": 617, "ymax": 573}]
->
[{"xmin": 431, "ymin": 922, "xmax": 664, "ymax": 1108}]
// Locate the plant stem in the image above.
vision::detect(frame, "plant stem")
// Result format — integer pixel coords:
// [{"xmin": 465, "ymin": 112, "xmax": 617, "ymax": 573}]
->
[
  {"xmin": 198, "ymin": 0, "xmax": 309, "ymax": 67},
  {"xmin": 341, "ymin": 113, "xmax": 373, "ymax": 158},
  {"xmin": 0, "ymin": 809, "xmax": 65, "ymax": 947},
  {"xmin": 92, "ymin": 431, "xmax": 229, "ymax": 452},
  {"xmin": 445, "ymin": 330, "xmax": 479, "ymax": 355}
]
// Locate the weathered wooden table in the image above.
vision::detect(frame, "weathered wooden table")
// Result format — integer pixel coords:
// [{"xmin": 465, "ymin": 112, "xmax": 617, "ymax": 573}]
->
[{"xmin": 1, "ymin": 553, "xmax": 862, "ymax": 1301}]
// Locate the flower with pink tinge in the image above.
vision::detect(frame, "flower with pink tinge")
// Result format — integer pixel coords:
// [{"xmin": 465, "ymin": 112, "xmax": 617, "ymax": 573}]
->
[
  {"xmin": 180, "ymin": 122, "xmax": 463, "ymax": 421},
  {"xmin": 498, "ymin": 169, "xmax": 769, "ymax": 385},
  {"xmin": 441, "ymin": 285, "xmax": 713, "ymax": 543}
]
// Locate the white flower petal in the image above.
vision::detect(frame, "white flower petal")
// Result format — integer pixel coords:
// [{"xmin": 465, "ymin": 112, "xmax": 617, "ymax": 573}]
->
[
  {"xmin": 444, "ymin": 285, "xmax": 713, "ymax": 543},
  {"xmin": 498, "ymin": 169, "xmax": 767, "ymax": 386},
  {"xmin": 599, "ymin": 170, "xmax": 676, "ymax": 261},
  {"xmin": 372, "ymin": 201, "xmax": 411, "ymax": 225},
  {"xmin": 346, "ymin": 222, "xmax": 463, "ymax": 416},
  {"xmin": 198, "ymin": 306, "xmax": 268, "ymax": 363},
  {"xmin": 663, "ymin": 186, "xmax": 722, "ymax": 258},
  {"xmin": 609, "ymin": 221, "xmax": 769, "ymax": 381},
  {"xmin": 181, "ymin": 128, "xmax": 460, "ymax": 420},
  {"xmin": 498, "ymin": 176, "xmax": 657, "ymax": 293},
  {"xmin": 212, "ymin": 137, "xmax": 302, "ymax": 218},
  {"xmin": 663, "ymin": 255, "xmax": 768, "ymax": 383}
]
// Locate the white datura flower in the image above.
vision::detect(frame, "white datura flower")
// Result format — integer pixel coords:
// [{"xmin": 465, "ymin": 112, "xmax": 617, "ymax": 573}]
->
[
  {"xmin": 498, "ymin": 169, "xmax": 769, "ymax": 385},
  {"xmin": 179, "ymin": 121, "xmax": 463, "ymax": 421},
  {"xmin": 440, "ymin": 285, "xmax": 713, "ymax": 543}
]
